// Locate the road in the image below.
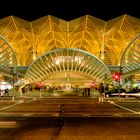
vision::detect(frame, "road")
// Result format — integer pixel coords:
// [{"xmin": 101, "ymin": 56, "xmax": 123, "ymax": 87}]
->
[
  {"xmin": 0, "ymin": 97, "xmax": 140, "ymax": 140},
  {"xmin": 0, "ymin": 97, "xmax": 140, "ymax": 118}
]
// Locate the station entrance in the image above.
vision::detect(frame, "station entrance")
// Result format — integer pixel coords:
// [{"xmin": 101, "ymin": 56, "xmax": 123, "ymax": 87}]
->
[{"xmin": 23, "ymin": 48, "xmax": 112, "ymax": 96}]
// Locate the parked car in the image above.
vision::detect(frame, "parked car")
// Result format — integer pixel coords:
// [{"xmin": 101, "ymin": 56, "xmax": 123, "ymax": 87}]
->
[
  {"xmin": 105, "ymin": 88, "xmax": 126, "ymax": 97},
  {"xmin": 105, "ymin": 88, "xmax": 140, "ymax": 98}
]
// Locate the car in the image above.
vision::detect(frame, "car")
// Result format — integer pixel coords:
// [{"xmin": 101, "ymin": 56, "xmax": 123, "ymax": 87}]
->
[
  {"xmin": 105, "ymin": 88, "xmax": 126, "ymax": 97},
  {"xmin": 105, "ymin": 88, "xmax": 140, "ymax": 98}
]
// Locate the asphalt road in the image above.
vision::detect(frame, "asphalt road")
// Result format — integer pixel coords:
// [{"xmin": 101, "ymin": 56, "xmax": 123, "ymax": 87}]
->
[
  {"xmin": 0, "ymin": 97, "xmax": 140, "ymax": 140},
  {"xmin": 0, "ymin": 97, "xmax": 140, "ymax": 118},
  {"xmin": 0, "ymin": 116, "xmax": 140, "ymax": 140}
]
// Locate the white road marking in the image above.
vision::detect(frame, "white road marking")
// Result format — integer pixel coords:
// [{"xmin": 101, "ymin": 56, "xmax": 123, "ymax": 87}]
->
[
  {"xmin": 110, "ymin": 101, "xmax": 139, "ymax": 114},
  {"xmin": 0, "ymin": 98, "xmax": 36, "ymax": 111},
  {"xmin": 0, "ymin": 101, "xmax": 23, "ymax": 111}
]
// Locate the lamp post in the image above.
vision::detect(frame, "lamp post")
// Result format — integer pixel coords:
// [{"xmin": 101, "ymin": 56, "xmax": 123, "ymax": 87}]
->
[
  {"xmin": 101, "ymin": 30, "xmax": 105, "ymax": 60},
  {"xmin": 39, "ymin": 87, "xmax": 41, "ymax": 98},
  {"xmin": 104, "ymin": 74, "xmax": 107, "ymax": 93},
  {"xmin": 118, "ymin": 67, "xmax": 122, "ymax": 97},
  {"xmin": 12, "ymin": 67, "xmax": 17, "ymax": 101},
  {"xmin": 39, "ymin": 82, "xmax": 42, "ymax": 98},
  {"xmin": 100, "ymin": 24, "xmax": 107, "ymax": 60}
]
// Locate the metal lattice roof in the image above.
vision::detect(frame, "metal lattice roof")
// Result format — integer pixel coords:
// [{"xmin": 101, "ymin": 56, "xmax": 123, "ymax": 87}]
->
[
  {"xmin": 121, "ymin": 33, "xmax": 140, "ymax": 77},
  {"xmin": 0, "ymin": 15, "xmax": 140, "ymax": 66},
  {"xmin": 0, "ymin": 35, "xmax": 17, "ymax": 77}
]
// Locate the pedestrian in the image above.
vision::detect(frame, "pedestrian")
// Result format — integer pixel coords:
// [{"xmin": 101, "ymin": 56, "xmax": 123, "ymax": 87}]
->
[
  {"xmin": 84, "ymin": 88, "xmax": 88, "ymax": 96},
  {"xmin": 88, "ymin": 88, "xmax": 90, "ymax": 97},
  {"xmin": 5, "ymin": 89, "xmax": 9, "ymax": 96},
  {"xmin": 98, "ymin": 83, "xmax": 105, "ymax": 103},
  {"xmin": 58, "ymin": 104, "xmax": 64, "ymax": 127},
  {"xmin": 82, "ymin": 91, "xmax": 84, "ymax": 96},
  {"xmin": 5, "ymin": 88, "xmax": 9, "ymax": 96}
]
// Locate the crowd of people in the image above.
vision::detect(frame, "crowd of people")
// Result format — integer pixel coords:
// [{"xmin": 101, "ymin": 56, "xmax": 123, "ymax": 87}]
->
[
  {"xmin": 82, "ymin": 88, "xmax": 91, "ymax": 97},
  {"xmin": 81, "ymin": 83, "xmax": 105, "ymax": 103}
]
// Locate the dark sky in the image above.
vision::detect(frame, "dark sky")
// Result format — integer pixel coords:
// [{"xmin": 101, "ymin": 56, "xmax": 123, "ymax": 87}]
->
[{"xmin": 0, "ymin": 0, "xmax": 140, "ymax": 21}]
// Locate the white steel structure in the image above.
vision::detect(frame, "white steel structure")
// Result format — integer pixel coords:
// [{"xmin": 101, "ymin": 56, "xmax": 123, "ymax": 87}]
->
[
  {"xmin": 121, "ymin": 33, "xmax": 140, "ymax": 77},
  {"xmin": 25, "ymin": 48, "xmax": 112, "ymax": 85},
  {"xmin": 0, "ymin": 35, "xmax": 17, "ymax": 78}
]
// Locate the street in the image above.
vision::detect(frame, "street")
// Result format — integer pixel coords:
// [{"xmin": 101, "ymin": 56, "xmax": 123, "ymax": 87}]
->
[{"xmin": 0, "ymin": 97, "xmax": 140, "ymax": 140}]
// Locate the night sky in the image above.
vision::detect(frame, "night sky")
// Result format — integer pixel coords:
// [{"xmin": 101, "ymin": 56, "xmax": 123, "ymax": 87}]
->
[{"xmin": 0, "ymin": 0, "xmax": 140, "ymax": 21}]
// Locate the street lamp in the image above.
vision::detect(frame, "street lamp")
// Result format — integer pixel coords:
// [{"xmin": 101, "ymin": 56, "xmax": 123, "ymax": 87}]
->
[
  {"xmin": 39, "ymin": 82, "xmax": 43, "ymax": 98},
  {"xmin": 118, "ymin": 66, "xmax": 123, "ymax": 97},
  {"xmin": 12, "ymin": 67, "xmax": 17, "ymax": 101}
]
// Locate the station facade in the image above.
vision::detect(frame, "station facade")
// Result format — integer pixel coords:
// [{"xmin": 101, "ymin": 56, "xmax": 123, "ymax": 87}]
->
[{"xmin": 0, "ymin": 14, "xmax": 140, "ymax": 90}]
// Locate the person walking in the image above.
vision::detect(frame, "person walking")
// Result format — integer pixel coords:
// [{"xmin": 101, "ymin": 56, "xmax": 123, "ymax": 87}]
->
[
  {"xmin": 58, "ymin": 104, "xmax": 64, "ymax": 127},
  {"xmin": 98, "ymin": 83, "xmax": 105, "ymax": 103},
  {"xmin": 88, "ymin": 87, "xmax": 90, "ymax": 97},
  {"xmin": 5, "ymin": 89, "xmax": 9, "ymax": 96}
]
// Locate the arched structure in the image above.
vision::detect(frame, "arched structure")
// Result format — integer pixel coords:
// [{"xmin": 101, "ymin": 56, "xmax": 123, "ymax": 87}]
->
[
  {"xmin": 0, "ymin": 35, "xmax": 17, "ymax": 78},
  {"xmin": 120, "ymin": 33, "xmax": 140, "ymax": 77},
  {"xmin": 1, "ymin": 15, "xmax": 140, "ymax": 67},
  {"xmin": 25, "ymin": 48, "xmax": 112, "ymax": 85}
]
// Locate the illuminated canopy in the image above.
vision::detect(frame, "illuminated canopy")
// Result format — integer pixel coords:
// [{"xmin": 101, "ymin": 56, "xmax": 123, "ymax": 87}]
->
[
  {"xmin": 0, "ymin": 35, "xmax": 17, "ymax": 77},
  {"xmin": 0, "ymin": 15, "xmax": 140, "ymax": 67},
  {"xmin": 121, "ymin": 33, "xmax": 140, "ymax": 76},
  {"xmin": 25, "ymin": 48, "xmax": 112, "ymax": 84},
  {"xmin": 0, "ymin": 15, "xmax": 140, "ymax": 82}
]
